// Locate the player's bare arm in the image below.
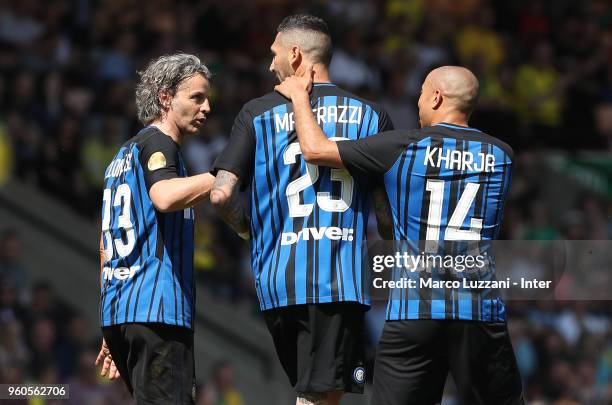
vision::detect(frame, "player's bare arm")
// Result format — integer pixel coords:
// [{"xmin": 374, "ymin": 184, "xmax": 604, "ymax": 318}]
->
[
  {"xmin": 275, "ymin": 66, "xmax": 344, "ymax": 168},
  {"xmin": 210, "ymin": 170, "xmax": 250, "ymax": 240},
  {"xmin": 149, "ymin": 172, "xmax": 215, "ymax": 212}
]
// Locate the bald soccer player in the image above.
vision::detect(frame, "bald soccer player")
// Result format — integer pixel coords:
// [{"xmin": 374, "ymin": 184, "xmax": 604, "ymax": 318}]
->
[{"xmin": 275, "ymin": 66, "xmax": 524, "ymax": 405}]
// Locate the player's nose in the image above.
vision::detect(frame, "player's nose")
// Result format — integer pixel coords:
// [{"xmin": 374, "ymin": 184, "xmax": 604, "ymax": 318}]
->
[{"xmin": 201, "ymin": 99, "xmax": 211, "ymax": 114}]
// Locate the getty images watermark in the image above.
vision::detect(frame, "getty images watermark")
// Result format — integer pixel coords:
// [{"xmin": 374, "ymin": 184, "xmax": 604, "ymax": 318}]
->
[
  {"xmin": 362, "ymin": 240, "xmax": 612, "ymax": 301},
  {"xmin": 371, "ymin": 251, "xmax": 552, "ymax": 291}
]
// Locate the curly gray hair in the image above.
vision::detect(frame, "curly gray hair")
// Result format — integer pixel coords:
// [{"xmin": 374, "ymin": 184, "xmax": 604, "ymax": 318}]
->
[{"xmin": 135, "ymin": 53, "xmax": 211, "ymax": 125}]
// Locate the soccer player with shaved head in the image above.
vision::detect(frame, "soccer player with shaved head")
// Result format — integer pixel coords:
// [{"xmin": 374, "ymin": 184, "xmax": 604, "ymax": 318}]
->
[
  {"xmin": 211, "ymin": 14, "xmax": 394, "ymax": 405},
  {"xmin": 276, "ymin": 65, "xmax": 524, "ymax": 404}
]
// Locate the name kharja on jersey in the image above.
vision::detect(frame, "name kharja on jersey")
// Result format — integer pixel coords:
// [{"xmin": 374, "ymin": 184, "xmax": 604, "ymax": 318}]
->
[{"xmin": 337, "ymin": 123, "xmax": 513, "ymax": 322}]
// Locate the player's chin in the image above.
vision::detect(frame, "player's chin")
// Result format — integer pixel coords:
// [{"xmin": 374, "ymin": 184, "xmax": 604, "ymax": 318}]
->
[{"xmin": 190, "ymin": 119, "xmax": 205, "ymax": 133}]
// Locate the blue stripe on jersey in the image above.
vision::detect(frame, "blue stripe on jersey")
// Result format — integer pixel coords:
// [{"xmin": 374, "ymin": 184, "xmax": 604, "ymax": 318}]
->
[
  {"xmin": 250, "ymin": 96, "xmax": 379, "ymax": 309},
  {"xmin": 100, "ymin": 140, "xmax": 194, "ymax": 328},
  {"xmin": 382, "ymin": 135, "xmax": 511, "ymax": 322}
]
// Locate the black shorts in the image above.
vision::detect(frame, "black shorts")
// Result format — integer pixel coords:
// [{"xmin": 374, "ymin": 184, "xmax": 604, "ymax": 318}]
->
[
  {"xmin": 102, "ymin": 323, "xmax": 195, "ymax": 405},
  {"xmin": 372, "ymin": 320, "xmax": 524, "ymax": 405},
  {"xmin": 264, "ymin": 302, "xmax": 367, "ymax": 394}
]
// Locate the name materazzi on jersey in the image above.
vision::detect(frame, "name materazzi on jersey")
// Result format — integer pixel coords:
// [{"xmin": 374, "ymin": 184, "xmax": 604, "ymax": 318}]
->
[
  {"xmin": 424, "ymin": 145, "xmax": 495, "ymax": 173},
  {"xmin": 275, "ymin": 105, "xmax": 362, "ymax": 132},
  {"xmin": 281, "ymin": 226, "xmax": 354, "ymax": 245}
]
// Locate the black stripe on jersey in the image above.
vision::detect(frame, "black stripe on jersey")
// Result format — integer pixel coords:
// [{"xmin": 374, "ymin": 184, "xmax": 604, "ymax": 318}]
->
[
  {"xmin": 348, "ymin": 195, "xmax": 361, "ymax": 302},
  {"xmin": 155, "ymin": 219, "xmax": 165, "ymax": 260},
  {"xmin": 329, "ymin": 96, "xmax": 347, "ymax": 303},
  {"xmin": 313, "ymin": 100, "xmax": 324, "ymax": 303},
  {"xmin": 100, "ymin": 285, "xmax": 107, "ymax": 324},
  {"xmin": 268, "ymin": 112, "xmax": 286, "ymax": 307},
  {"xmin": 110, "ymin": 280, "xmax": 121, "ymax": 325},
  {"xmin": 123, "ymin": 279, "xmax": 136, "ymax": 324},
  {"xmin": 112, "ymin": 252, "xmax": 130, "ymax": 324},
  {"xmin": 123, "ymin": 186, "xmax": 144, "ymax": 323},
  {"xmin": 157, "ymin": 296, "xmax": 164, "ymax": 324},
  {"xmin": 469, "ymin": 142, "xmax": 489, "ymax": 320},
  {"xmin": 132, "ymin": 261, "xmax": 147, "ymax": 320},
  {"xmin": 493, "ymin": 151, "xmax": 509, "ymax": 238},
  {"xmin": 336, "ymin": 211, "xmax": 345, "ymax": 302},
  {"xmin": 305, "ymin": 202, "xmax": 315, "ymax": 303},
  {"xmin": 178, "ymin": 210, "xmax": 185, "ymax": 327},
  {"xmin": 418, "ymin": 138, "xmax": 443, "ymax": 320},
  {"xmin": 260, "ymin": 114, "xmax": 281, "ymax": 306},
  {"xmin": 444, "ymin": 139, "xmax": 465, "ymax": 319},
  {"xmin": 285, "ymin": 215, "xmax": 303, "ymax": 305},
  {"xmin": 146, "ymin": 261, "xmax": 162, "ymax": 321},
  {"xmin": 125, "ymin": 146, "xmax": 151, "ymax": 322},
  {"xmin": 171, "ymin": 211, "xmax": 179, "ymax": 327},
  {"xmin": 402, "ymin": 146, "xmax": 418, "ymax": 319},
  {"xmin": 252, "ymin": 175, "xmax": 271, "ymax": 305},
  {"xmin": 133, "ymin": 161, "xmax": 151, "ymax": 257},
  {"xmin": 283, "ymin": 110, "xmax": 303, "ymax": 305},
  {"xmin": 385, "ymin": 148, "xmax": 408, "ymax": 320},
  {"xmin": 361, "ymin": 106, "xmax": 374, "ymax": 140},
  {"xmin": 395, "ymin": 150, "xmax": 409, "ymax": 318},
  {"xmin": 315, "ymin": 197, "xmax": 323, "ymax": 302},
  {"xmin": 472, "ymin": 142, "xmax": 488, "ymax": 217},
  {"xmin": 481, "ymin": 144, "xmax": 493, "ymax": 231}
]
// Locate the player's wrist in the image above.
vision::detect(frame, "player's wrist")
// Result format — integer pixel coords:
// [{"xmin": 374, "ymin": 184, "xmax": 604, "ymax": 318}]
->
[{"xmin": 291, "ymin": 90, "xmax": 310, "ymax": 103}]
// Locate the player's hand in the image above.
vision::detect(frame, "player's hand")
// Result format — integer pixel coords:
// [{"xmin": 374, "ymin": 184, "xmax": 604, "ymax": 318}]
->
[
  {"xmin": 95, "ymin": 338, "xmax": 121, "ymax": 380},
  {"xmin": 274, "ymin": 64, "xmax": 314, "ymax": 100}
]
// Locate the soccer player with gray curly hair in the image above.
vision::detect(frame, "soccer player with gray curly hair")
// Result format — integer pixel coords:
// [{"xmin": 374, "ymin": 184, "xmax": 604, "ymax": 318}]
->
[{"xmin": 95, "ymin": 53, "xmax": 225, "ymax": 405}]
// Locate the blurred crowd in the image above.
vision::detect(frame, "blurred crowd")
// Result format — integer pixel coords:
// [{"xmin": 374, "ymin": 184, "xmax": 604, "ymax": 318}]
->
[
  {"xmin": 0, "ymin": 0, "xmax": 611, "ymax": 403},
  {"xmin": 1, "ymin": 0, "xmax": 612, "ymax": 213},
  {"xmin": 0, "ymin": 230, "xmax": 245, "ymax": 405}
]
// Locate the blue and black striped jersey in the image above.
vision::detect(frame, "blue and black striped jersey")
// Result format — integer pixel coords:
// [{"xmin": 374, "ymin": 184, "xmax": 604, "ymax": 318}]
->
[
  {"xmin": 100, "ymin": 126, "xmax": 195, "ymax": 329},
  {"xmin": 214, "ymin": 83, "xmax": 393, "ymax": 310},
  {"xmin": 337, "ymin": 123, "xmax": 513, "ymax": 322}
]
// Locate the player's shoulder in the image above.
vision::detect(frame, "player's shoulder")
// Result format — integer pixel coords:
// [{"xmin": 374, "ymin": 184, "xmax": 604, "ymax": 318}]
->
[
  {"xmin": 314, "ymin": 84, "xmax": 387, "ymax": 112},
  {"xmin": 240, "ymin": 91, "xmax": 288, "ymax": 118},
  {"xmin": 377, "ymin": 128, "xmax": 428, "ymax": 145},
  {"xmin": 421, "ymin": 124, "xmax": 514, "ymax": 160},
  {"xmin": 128, "ymin": 126, "xmax": 178, "ymax": 150}
]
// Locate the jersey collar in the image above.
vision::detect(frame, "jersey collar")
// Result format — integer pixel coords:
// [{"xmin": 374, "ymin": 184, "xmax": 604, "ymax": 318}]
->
[{"xmin": 434, "ymin": 123, "xmax": 482, "ymax": 132}]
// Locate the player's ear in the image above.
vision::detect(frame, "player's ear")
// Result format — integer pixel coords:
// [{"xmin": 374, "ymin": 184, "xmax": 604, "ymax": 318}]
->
[
  {"xmin": 289, "ymin": 45, "xmax": 302, "ymax": 71},
  {"xmin": 158, "ymin": 91, "xmax": 172, "ymax": 111},
  {"xmin": 432, "ymin": 89, "xmax": 443, "ymax": 110}
]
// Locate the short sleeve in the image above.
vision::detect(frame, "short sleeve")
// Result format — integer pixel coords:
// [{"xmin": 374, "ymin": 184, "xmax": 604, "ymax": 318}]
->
[
  {"xmin": 212, "ymin": 105, "xmax": 255, "ymax": 190},
  {"xmin": 336, "ymin": 130, "xmax": 409, "ymax": 178},
  {"xmin": 138, "ymin": 131, "xmax": 181, "ymax": 191},
  {"xmin": 377, "ymin": 106, "xmax": 394, "ymax": 132}
]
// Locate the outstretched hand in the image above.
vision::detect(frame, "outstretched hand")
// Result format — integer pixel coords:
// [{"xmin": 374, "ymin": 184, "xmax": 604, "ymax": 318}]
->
[
  {"xmin": 274, "ymin": 64, "xmax": 314, "ymax": 100},
  {"xmin": 95, "ymin": 338, "xmax": 121, "ymax": 380}
]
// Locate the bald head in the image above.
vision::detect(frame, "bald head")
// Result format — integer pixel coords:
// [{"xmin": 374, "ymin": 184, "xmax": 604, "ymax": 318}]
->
[{"xmin": 426, "ymin": 66, "xmax": 480, "ymax": 115}]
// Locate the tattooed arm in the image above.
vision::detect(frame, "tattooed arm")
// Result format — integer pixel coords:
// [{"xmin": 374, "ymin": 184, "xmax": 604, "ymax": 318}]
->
[{"xmin": 210, "ymin": 170, "xmax": 251, "ymax": 240}]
